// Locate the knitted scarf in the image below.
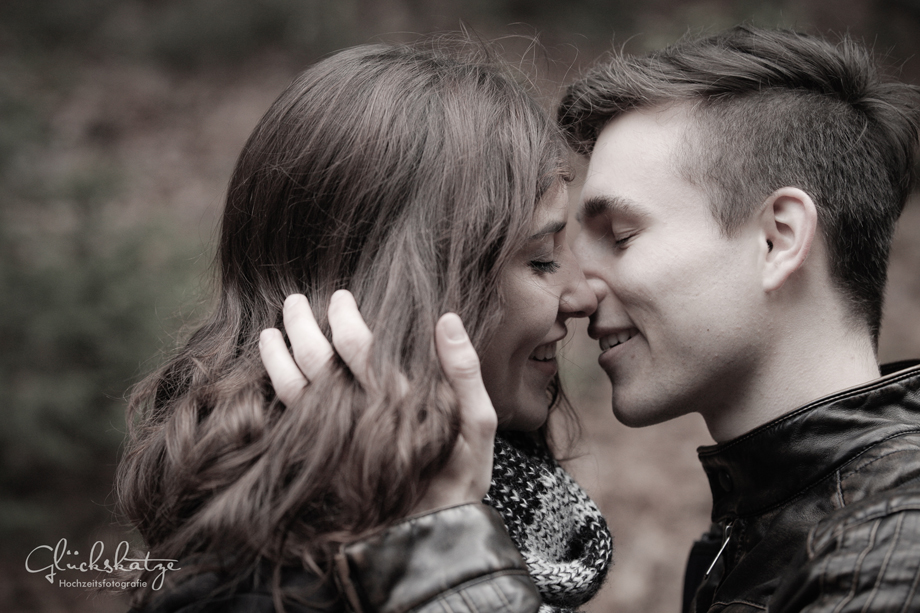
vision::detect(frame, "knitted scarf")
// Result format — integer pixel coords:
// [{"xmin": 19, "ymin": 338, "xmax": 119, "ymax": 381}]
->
[{"xmin": 483, "ymin": 434, "xmax": 613, "ymax": 613}]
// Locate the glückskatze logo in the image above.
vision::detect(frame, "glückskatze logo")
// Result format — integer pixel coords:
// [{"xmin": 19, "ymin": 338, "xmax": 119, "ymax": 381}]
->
[{"xmin": 25, "ymin": 538, "xmax": 180, "ymax": 590}]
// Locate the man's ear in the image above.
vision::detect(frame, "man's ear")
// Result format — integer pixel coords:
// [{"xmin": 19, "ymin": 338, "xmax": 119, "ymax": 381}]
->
[{"xmin": 758, "ymin": 187, "xmax": 818, "ymax": 292}]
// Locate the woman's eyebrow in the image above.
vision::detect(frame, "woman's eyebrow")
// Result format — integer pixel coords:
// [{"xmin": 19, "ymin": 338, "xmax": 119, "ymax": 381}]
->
[
  {"xmin": 529, "ymin": 220, "xmax": 567, "ymax": 240},
  {"xmin": 577, "ymin": 195, "xmax": 647, "ymax": 223}
]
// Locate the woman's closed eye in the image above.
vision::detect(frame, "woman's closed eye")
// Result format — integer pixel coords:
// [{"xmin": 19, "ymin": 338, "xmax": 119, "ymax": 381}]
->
[{"xmin": 529, "ymin": 258, "xmax": 561, "ymax": 274}]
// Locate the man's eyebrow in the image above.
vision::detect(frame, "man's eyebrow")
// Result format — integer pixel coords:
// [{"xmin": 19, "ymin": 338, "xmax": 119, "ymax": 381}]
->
[
  {"xmin": 529, "ymin": 220, "xmax": 566, "ymax": 241},
  {"xmin": 577, "ymin": 195, "xmax": 647, "ymax": 222}
]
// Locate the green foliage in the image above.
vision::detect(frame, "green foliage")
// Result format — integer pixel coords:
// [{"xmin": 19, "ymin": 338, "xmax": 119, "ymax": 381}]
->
[
  {"xmin": 1, "ymin": 0, "xmax": 360, "ymax": 68},
  {"xmin": 0, "ymin": 202, "xmax": 207, "ymax": 545},
  {"xmin": 0, "ymin": 0, "xmax": 900, "ymax": 72},
  {"xmin": 0, "ymin": 83, "xmax": 208, "ymax": 546},
  {"xmin": 0, "ymin": 87, "xmax": 45, "ymax": 175},
  {"xmin": 0, "ymin": 0, "xmax": 119, "ymax": 55}
]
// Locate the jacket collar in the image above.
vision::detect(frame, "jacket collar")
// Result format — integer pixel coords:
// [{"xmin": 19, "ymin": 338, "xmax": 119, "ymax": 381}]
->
[{"xmin": 698, "ymin": 361, "xmax": 920, "ymax": 522}]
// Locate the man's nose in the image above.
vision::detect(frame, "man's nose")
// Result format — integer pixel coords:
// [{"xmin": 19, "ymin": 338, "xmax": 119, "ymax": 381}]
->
[
  {"xmin": 560, "ymin": 268, "xmax": 597, "ymax": 318},
  {"xmin": 572, "ymin": 234, "xmax": 609, "ymax": 306},
  {"xmin": 558, "ymin": 241, "xmax": 597, "ymax": 318}
]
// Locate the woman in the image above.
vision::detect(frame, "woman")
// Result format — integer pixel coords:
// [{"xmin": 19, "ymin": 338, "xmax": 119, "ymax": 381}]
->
[{"xmin": 117, "ymin": 41, "xmax": 611, "ymax": 613}]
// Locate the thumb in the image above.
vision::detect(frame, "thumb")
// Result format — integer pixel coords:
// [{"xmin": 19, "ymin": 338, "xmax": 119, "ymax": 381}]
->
[
  {"xmin": 435, "ymin": 313, "xmax": 497, "ymax": 441},
  {"xmin": 409, "ymin": 313, "xmax": 496, "ymax": 513}
]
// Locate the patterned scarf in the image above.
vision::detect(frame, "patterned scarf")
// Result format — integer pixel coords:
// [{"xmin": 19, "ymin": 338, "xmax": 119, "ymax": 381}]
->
[{"xmin": 483, "ymin": 434, "xmax": 613, "ymax": 613}]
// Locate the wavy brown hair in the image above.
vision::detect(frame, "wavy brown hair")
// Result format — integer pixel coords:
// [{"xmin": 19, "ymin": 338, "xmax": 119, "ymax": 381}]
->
[{"xmin": 117, "ymin": 42, "xmax": 570, "ymax": 607}]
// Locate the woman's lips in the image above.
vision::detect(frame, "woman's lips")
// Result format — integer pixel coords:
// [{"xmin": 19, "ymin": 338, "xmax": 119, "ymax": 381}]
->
[
  {"xmin": 530, "ymin": 341, "xmax": 558, "ymax": 361},
  {"xmin": 529, "ymin": 340, "xmax": 559, "ymax": 375}
]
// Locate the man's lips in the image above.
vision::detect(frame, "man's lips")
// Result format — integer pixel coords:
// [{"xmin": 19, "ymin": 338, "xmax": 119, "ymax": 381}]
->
[{"xmin": 598, "ymin": 328, "xmax": 639, "ymax": 352}]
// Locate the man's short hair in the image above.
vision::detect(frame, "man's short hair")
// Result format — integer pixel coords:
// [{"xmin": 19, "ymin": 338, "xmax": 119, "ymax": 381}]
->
[{"xmin": 559, "ymin": 26, "xmax": 920, "ymax": 342}]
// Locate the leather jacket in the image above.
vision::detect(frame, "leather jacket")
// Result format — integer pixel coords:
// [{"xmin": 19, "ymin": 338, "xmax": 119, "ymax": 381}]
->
[
  {"xmin": 137, "ymin": 504, "xmax": 540, "ymax": 613},
  {"xmin": 338, "ymin": 504, "xmax": 540, "ymax": 613},
  {"xmin": 684, "ymin": 361, "xmax": 920, "ymax": 613}
]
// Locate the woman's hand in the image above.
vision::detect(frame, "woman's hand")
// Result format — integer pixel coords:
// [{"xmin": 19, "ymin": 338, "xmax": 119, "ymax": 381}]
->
[
  {"xmin": 259, "ymin": 291, "xmax": 377, "ymax": 402},
  {"xmin": 259, "ymin": 294, "xmax": 334, "ymax": 403},
  {"xmin": 259, "ymin": 291, "xmax": 497, "ymax": 513}
]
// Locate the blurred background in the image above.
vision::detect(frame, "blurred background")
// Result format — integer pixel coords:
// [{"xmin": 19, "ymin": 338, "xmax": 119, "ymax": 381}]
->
[{"xmin": 2, "ymin": 1, "xmax": 920, "ymax": 611}]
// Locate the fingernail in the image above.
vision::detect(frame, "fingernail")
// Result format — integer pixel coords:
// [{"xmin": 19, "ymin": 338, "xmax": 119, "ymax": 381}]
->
[
  {"xmin": 330, "ymin": 289, "xmax": 351, "ymax": 305},
  {"xmin": 284, "ymin": 294, "xmax": 305, "ymax": 308},
  {"xmin": 442, "ymin": 313, "xmax": 467, "ymax": 341}
]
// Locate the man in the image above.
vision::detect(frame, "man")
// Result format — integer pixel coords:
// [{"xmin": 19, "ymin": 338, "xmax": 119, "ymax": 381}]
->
[
  {"xmin": 557, "ymin": 25, "xmax": 920, "ymax": 613},
  {"xmin": 265, "ymin": 26, "xmax": 920, "ymax": 613}
]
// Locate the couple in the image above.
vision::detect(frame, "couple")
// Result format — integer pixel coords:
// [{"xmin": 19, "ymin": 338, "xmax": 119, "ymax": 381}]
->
[{"xmin": 117, "ymin": 25, "xmax": 920, "ymax": 613}]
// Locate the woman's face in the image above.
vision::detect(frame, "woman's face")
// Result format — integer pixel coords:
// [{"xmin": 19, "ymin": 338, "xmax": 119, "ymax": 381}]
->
[{"xmin": 479, "ymin": 185, "xmax": 597, "ymax": 431}]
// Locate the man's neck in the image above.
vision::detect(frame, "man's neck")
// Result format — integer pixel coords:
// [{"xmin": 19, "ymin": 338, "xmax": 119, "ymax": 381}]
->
[{"xmin": 702, "ymin": 324, "xmax": 880, "ymax": 443}]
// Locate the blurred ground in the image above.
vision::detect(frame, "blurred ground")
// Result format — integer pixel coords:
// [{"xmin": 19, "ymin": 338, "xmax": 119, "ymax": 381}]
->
[{"xmin": 4, "ymin": 2, "xmax": 920, "ymax": 611}]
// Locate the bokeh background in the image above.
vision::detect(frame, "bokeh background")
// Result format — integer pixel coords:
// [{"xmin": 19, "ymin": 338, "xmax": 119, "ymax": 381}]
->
[{"xmin": 2, "ymin": 1, "xmax": 920, "ymax": 611}]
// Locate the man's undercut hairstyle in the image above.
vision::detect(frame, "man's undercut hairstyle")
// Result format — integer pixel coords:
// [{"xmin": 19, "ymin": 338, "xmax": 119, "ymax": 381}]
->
[{"xmin": 559, "ymin": 25, "xmax": 920, "ymax": 341}]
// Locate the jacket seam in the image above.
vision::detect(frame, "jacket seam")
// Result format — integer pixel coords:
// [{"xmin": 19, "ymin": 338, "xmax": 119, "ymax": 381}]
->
[
  {"xmin": 816, "ymin": 538, "xmax": 831, "ymax": 603},
  {"xmin": 836, "ymin": 470, "xmax": 845, "ymax": 509},
  {"xmin": 828, "ymin": 519, "xmax": 879, "ymax": 613},
  {"xmin": 491, "ymin": 575, "xmax": 514, "ymax": 611},
  {"xmin": 839, "ymin": 446, "xmax": 920, "ymax": 482},
  {"xmin": 457, "ymin": 584, "xmax": 478, "ymax": 613},
  {"xmin": 830, "ymin": 502, "xmax": 920, "ymax": 530},
  {"xmin": 862, "ymin": 512, "xmax": 905, "ymax": 613},
  {"xmin": 405, "ymin": 569, "xmax": 533, "ymax": 613},
  {"xmin": 708, "ymin": 598, "xmax": 766, "ymax": 610},
  {"xmin": 899, "ymin": 556, "xmax": 920, "ymax": 613}
]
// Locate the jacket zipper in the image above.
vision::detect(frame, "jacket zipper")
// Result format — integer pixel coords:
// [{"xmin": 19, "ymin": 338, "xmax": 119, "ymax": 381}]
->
[{"xmin": 704, "ymin": 520, "xmax": 734, "ymax": 578}]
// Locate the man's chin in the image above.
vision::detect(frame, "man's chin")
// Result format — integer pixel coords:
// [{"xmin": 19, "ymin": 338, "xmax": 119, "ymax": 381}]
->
[{"xmin": 611, "ymin": 399, "xmax": 686, "ymax": 428}]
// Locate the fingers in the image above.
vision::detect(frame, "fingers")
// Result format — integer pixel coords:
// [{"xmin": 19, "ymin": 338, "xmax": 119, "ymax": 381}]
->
[
  {"xmin": 260, "ymin": 327, "xmax": 308, "ymax": 406},
  {"xmin": 260, "ymin": 294, "xmax": 334, "ymax": 407},
  {"xmin": 328, "ymin": 290, "xmax": 375, "ymax": 389},
  {"xmin": 284, "ymin": 294, "xmax": 334, "ymax": 381},
  {"xmin": 261, "ymin": 291, "xmax": 379, "ymax": 405},
  {"xmin": 435, "ymin": 313, "xmax": 498, "ymax": 439}
]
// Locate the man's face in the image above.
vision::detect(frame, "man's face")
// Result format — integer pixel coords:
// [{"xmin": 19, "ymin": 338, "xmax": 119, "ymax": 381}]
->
[{"xmin": 573, "ymin": 106, "xmax": 765, "ymax": 428}]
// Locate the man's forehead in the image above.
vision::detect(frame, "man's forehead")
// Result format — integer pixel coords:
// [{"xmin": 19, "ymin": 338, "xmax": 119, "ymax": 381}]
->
[
  {"xmin": 579, "ymin": 107, "xmax": 700, "ymax": 207},
  {"xmin": 587, "ymin": 104, "xmax": 695, "ymax": 166}
]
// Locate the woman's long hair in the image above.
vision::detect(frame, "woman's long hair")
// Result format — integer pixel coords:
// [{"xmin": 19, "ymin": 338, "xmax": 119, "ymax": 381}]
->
[{"xmin": 117, "ymin": 42, "xmax": 570, "ymax": 606}]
